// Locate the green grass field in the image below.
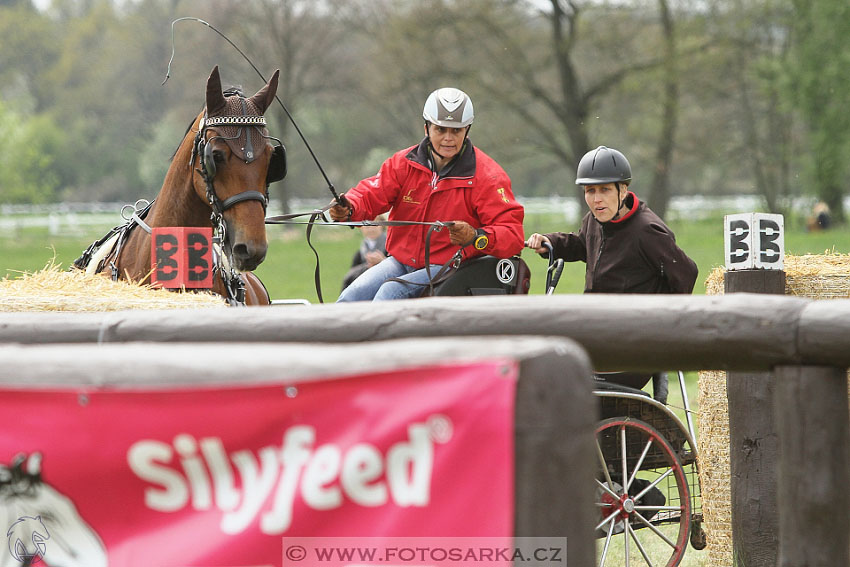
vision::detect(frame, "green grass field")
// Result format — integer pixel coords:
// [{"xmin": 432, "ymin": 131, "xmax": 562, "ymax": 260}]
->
[
  {"xmin": 2, "ymin": 211, "xmax": 847, "ymax": 567},
  {"xmin": 4, "ymin": 212, "xmax": 846, "ymax": 300}
]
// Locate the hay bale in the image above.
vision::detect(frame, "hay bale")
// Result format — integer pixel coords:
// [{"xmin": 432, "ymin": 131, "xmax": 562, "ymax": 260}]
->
[
  {"xmin": 698, "ymin": 252, "xmax": 850, "ymax": 565},
  {"xmin": 0, "ymin": 264, "xmax": 226, "ymax": 312}
]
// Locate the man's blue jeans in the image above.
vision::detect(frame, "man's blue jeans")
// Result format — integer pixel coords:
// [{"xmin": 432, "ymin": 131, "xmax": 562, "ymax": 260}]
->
[{"xmin": 337, "ymin": 256, "xmax": 443, "ymax": 301}]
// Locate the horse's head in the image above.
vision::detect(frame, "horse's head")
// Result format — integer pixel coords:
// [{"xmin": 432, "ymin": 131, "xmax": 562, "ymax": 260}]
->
[
  {"xmin": 0, "ymin": 453, "xmax": 41, "ymax": 500},
  {"xmin": 1, "ymin": 453, "xmax": 108, "ymax": 567},
  {"xmin": 192, "ymin": 66, "xmax": 285, "ymax": 272}
]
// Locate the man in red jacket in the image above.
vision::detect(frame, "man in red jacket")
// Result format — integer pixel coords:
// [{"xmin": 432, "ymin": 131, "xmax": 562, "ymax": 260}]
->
[{"xmin": 330, "ymin": 87, "xmax": 525, "ymax": 301}]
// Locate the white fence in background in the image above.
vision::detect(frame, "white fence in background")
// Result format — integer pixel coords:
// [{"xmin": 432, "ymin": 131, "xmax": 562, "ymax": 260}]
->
[{"xmin": 0, "ymin": 195, "xmax": 842, "ymax": 235}]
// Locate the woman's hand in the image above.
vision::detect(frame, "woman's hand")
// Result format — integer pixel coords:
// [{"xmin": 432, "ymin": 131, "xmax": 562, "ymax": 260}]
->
[{"xmin": 525, "ymin": 233, "xmax": 551, "ymax": 254}]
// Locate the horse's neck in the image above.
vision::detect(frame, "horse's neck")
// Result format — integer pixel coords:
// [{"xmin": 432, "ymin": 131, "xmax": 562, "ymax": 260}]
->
[
  {"xmin": 114, "ymin": 149, "xmax": 211, "ymax": 282},
  {"xmin": 149, "ymin": 171, "xmax": 211, "ymax": 229}
]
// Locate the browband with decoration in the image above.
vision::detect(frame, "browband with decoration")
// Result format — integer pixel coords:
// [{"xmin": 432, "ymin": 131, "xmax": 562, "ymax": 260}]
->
[{"xmin": 201, "ymin": 115, "xmax": 267, "ymax": 127}]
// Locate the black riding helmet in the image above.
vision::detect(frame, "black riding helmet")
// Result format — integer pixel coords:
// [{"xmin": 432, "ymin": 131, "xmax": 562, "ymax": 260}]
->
[
  {"xmin": 576, "ymin": 146, "xmax": 632, "ymax": 222},
  {"xmin": 576, "ymin": 146, "xmax": 632, "ymax": 185}
]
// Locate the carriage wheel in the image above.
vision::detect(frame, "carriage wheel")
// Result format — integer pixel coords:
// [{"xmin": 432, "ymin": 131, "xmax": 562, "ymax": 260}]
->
[{"xmin": 595, "ymin": 417, "xmax": 690, "ymax": 567}]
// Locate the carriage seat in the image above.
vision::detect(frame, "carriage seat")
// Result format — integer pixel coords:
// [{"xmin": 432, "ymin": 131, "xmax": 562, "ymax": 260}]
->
[
  {"xmin": 593, "ymin": 374, "xmax": 651, "ymax": 397},
  {"xmin": 593, "ymin": 372, "xmax": 668, "ymax": 403},
  {"xmin": 431, "ymin": 255, "xmax": 530, "ymax": 296}
]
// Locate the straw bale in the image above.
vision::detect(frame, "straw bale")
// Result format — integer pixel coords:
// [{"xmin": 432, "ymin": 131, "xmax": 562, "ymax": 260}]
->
[
  {"xmin": 0, "ymin": 264, "xmax": 226, "ymax": 312},
  {"xmin": 699, "ymin": 253, "xmax": 850, "ymax": 565}
]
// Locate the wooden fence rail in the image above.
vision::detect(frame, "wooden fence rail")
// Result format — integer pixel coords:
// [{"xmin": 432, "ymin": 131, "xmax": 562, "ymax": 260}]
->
[
  {"xmin": 2, "ymin": 293, "xmax": 848, "ymax": 566},
  {"xmin": 3, "ymin": 293, "xmax": 850, "ymax": 370}
]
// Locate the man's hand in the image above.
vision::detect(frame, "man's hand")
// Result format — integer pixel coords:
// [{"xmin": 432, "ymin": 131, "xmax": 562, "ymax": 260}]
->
[
  {"xmin": 448, "ymin": 221, "xmax": 476, "ymax": 245},
  {"xmin": 525, "ymin": 233, "xmax": 552, "ymax": 254},
  {"xmin": 365, "ymin": 250, "xmax": 385, "ymax": 266},
  {"xmin": 328, "ymin": 199, "xmax": 352, "ymax": 222}
]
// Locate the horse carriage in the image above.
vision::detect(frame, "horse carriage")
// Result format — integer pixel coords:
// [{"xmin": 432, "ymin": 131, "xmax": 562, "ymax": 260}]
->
[
  {"xmin": 73, "ymin": 64, "xmax": 705, "ymax": 567},
  {"xmin": 428, "ymin": 246, "xmax": 707, "ymax": 567},
  {"xmin": 593, "ymin": 370, "xmax": 705, "ymax": 567}
]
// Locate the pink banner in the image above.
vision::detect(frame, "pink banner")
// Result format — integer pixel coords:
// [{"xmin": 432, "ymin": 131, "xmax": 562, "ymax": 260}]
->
[{"xmin": 0, "ymin": 360, "xmax": 517, "ymax": 567}]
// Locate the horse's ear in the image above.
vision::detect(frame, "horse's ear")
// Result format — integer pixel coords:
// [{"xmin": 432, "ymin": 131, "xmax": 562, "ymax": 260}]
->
[
  {"xmin": 26, "ymin": 452, "xmax": 42, "ymax": 476},
  {"xmin": 249, "ymin": 69, "xmax": 279, "ymax": 115},
  {"xmin": 205, "ymin": 66, "xmax": 227, "ymax": 116}
]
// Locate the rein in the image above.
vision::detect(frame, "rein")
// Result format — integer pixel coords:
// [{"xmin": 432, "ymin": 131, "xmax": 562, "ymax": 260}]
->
[{"xmin": 266, "ymin": 209, "xmax": 461, "ymax": 303}]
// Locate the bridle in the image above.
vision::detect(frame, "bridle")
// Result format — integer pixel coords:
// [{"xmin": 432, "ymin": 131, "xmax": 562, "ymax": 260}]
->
[
  {"xmin": 193, "ymin": 115, "xmax": 272, "ymax": 227},
  {"xmin": 189, "ymin": 96, "xmax": 286, "ymax": 305}
]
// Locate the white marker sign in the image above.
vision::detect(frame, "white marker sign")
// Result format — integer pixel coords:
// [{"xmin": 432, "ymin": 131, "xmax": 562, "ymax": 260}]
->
[{"xmin": 724, "ymin": 213, "xmax": 784, "ymax": 271}]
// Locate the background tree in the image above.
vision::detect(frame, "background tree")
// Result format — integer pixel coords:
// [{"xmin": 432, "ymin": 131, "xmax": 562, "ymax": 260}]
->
[
  {"xmin": 648, "ymin": 0, "xmax": 679, "ymax": 219},
  {"xmin": 362, "ymin": 0, "xmax": 691, "ymax": 213},
  {"xmin": 1, "ymin": 0, "xmax": 843, "ymax": 225},
  {"xmin": 223, "ymin": 0, "xmax": 359, "ymax": 210},
  {"xmin": 785, "ymin": 0, "xmax": 850, "ymax": 222},
  {"xmin": 0, "ymin": 100, "xmax": 65, "ymax": 204}
]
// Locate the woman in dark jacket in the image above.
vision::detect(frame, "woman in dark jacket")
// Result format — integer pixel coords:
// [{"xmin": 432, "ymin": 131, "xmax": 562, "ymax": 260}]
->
[
  {"xmin": 526, "ymin": 145, "xmax": 698, "ymax": 402},
  {"xmin": 526, "ymin": 146, "xmax": 697, "ymax": 294}
]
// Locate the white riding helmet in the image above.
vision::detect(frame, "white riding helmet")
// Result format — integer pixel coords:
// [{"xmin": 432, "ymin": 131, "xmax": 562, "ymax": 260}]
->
[{"xmin": 422, "ymin": 88, "xmax": 474, "ymax": 128}]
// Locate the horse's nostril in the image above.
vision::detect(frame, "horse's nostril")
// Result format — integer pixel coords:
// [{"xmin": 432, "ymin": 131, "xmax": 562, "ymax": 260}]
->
[
  {"xmin": 231, "ymin": 242, "xmax": 267, "ymax": 267},
  {"xmin": 233, "ymin": 243, "xmax": 250, "ymax": 260}
]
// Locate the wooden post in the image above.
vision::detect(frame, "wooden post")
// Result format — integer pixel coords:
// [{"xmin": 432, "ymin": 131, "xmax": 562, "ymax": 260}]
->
[
  {"xmin": 514, "ymin": 350, "xmax": 596, "ymax": 567},
  {"xmin": 725, "ymin": 269, "xmax": 785, "ymax": 567},
  {"xmin": 774, "ymin": 365, "xmax": 850, "ymax": 567}
]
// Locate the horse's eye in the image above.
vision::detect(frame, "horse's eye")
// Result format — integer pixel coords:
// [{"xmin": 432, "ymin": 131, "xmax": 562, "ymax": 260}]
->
[
  {"xmin": 212, "ymin": 149, "xmax": 225, "ymax": 164},
  {"xmin": 38, "ymin": 511, "xmax": 57, "ymax": 522}
]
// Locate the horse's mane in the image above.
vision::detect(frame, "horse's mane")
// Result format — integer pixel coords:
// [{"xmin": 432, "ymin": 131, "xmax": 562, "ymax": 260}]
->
[
  {"xmin": 0, "ymin": 454, "xmax": 41, "ymax": 498},
  {"xmin": 170, "ymin": 112, "xmax": 200, "ymax": 162}
]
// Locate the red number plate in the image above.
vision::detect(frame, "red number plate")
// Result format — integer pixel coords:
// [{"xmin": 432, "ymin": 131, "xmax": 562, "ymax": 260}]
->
[{"xmin": 151, "ymin": 227, "xmax": 214, "ymax": 289}]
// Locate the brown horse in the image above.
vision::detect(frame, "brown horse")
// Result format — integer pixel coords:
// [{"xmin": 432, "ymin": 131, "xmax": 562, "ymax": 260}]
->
[{"xmin": 76, "ymin": 66, "xmax": 284, "ymax": 305}]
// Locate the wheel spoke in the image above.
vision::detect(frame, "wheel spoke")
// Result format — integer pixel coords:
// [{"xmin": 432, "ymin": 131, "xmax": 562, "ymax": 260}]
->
[
  {"xmin": 620, "ymin": 426, "xmax": 629, "ymax": 496},
  {"xmin": 632, "ymin": 468, "xmax": 673, "ymax": 502},
  {"xmin": 627, "ymin": 522, "xmax": 655, "ymax": 567},
  {"xmin": 598, "ymin": 515, "xmax": 617, "ymax": 567},
  {"xmin": 626, "ymin": 438, "xmax": 654, "ymax": 492},
  {"xmin": 596, "ymin": 439, "xmax": 615, "ymax": 492},
  {"xmin": 633, "ymin": 510, "xmax": 677, "ymax": 548},
  {"xmin": 596, "ymin": 477, "xmax": 620, "ymax": 500},
  {"xmin": 596, "ymin": 507, "xmax": 622, "ymax": 532}
]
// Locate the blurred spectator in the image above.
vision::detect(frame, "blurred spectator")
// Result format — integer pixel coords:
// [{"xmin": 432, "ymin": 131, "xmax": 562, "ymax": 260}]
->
[
  {"xmin": 341, "ymin": 216, "xmax": 388, "ymax": 291},
  {"xmin": 807, "ymin": 201, "xmax": 831, "ymax": 231}
]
